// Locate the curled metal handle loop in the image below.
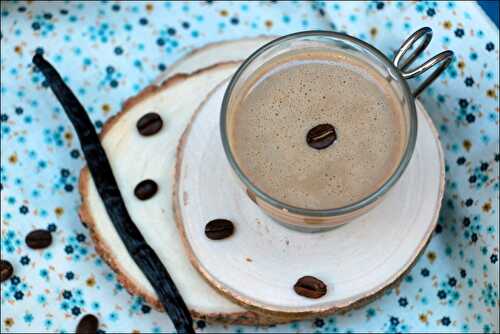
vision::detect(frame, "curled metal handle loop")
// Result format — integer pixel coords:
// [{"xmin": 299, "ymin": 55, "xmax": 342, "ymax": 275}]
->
[{"xmin": 393, "ymin": 27, "xmax": 454, "ymax": 97}]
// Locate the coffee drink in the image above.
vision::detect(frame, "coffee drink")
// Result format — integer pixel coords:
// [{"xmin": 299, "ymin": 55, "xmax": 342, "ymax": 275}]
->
[{"xmin": 228, "ymin": 50, "xmax": 406, "ymax": 210}]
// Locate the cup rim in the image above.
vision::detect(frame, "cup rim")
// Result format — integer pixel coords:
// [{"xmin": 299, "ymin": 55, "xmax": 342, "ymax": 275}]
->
[{"xmin": 220, "ymin": 30, "xmax": 418, "ymax": 217}]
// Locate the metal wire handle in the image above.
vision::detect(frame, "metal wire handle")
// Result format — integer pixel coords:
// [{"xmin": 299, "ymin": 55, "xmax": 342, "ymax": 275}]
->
[{"xmin": 393, "ymin": 27, "xmax": 454, "ymax": 97}]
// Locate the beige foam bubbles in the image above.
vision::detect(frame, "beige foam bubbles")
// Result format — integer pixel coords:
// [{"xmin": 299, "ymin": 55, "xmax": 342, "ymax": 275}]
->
[{"xmin": 229, "ymin": 50, "xmax": 407, "ymax": 210}]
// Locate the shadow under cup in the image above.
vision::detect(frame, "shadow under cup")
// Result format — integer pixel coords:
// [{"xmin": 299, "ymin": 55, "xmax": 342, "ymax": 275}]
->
[{"xmin": 220, "ymin": 30, "xmax": 450, "ymax": 232}]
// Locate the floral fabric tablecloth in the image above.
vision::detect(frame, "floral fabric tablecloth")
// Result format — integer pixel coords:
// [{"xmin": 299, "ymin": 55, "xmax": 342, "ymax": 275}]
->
[{"xmin": 1, "ymin": 1, "xmax": 498, "ymax": 333}]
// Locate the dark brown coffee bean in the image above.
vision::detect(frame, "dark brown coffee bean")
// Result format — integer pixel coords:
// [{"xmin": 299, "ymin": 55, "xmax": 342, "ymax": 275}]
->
[
  {"xmin": 306, "ymin": 123, "xmax": 337, "ymax": 150},
  {"xmin": 293, "ymin": 276, "xmax": 327, "ymax": 298},
  {"xmin": 76, "ymin": 314, "xmax": 99, "ymax": 334},
  {"xmin": 1, "ymin": 260, "xmax": 14, "ymax": 283},
  {"xmin": 205, "ymin": 219, "xmax": 235, "ymax": 240},
  {"xmin": 137, "ymin": 112, "xmax": 163, "ymax": 136},
  {"xmin": 25, "ymin": 229, "xmax": 52, "ymax": 249},
  {"xmin": 134, "ymin": 179, "xmax": 158, "ymax": 200}
]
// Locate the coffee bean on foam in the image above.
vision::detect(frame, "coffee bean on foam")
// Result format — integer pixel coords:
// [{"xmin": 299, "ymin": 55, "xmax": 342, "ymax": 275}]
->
[{"xmin": 228, "ymin": 50, "xmax": 406, "ymax": 210}]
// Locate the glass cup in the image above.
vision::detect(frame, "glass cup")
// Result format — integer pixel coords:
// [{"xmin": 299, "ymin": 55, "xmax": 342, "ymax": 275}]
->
[{"xmin": 220, "ymin": 28, "xmax": 453, "ymax": 231}]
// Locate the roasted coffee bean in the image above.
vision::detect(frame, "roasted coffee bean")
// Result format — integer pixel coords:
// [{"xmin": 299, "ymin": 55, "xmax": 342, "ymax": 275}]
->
[
  {"xmin": 1, "ymin": 260, "xmax": 14, "ymax": 283},
  {"xmin": 205, "ymin": 219, "xmax": 235, "ymax": 240},
  {"xmin": 306, "ymin": 123, "xmax": 337, "ymax": 150},
  {"xmin": 137, "ymin": 112, "xmax": 163, "ymax": 136},
  {"xmin": 25, "ymin": 229, "xmax": 52, "ymax": 249},
  {"xmin": 293, "ymin": 275, "xmax": 327, "ymax": 298},
  {"xmin": 134, "ymin": 179, "xmax": 158, "ymax": 200},
  {"xmin": 76, "ymin": 314, "xmax": 99, "ymax": 334}
]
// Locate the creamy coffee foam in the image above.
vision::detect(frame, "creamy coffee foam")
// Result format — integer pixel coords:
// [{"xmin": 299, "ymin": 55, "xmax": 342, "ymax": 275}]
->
[{"xmin": 228, "ymin": 50, "xmax": 406, "ymax": 210}]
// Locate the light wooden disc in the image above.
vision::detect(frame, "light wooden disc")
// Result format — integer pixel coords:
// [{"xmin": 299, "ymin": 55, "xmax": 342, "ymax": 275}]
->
[
  {"xmin": 174, "ymin": 81, "xmax": 445, "ymax": 318},
  {"xmin": 79, "ymin": 36, "xmax": 285, "ymax": 324},
  {"xmin": 154, "ymin": 36, "xmax": 276, "ymax": 85}
]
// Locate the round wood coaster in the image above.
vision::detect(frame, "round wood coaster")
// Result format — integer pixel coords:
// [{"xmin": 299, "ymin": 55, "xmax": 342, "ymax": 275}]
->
[
  {"xmin": 174, "ymin": 81, "xmax": 445, "ymax": 319},
  {"xmin": 79, "ymin": 36, "xmax": 286, "ymax": 324},
  {"xmin": 154, "ymin": 36, "xmax": 276, "ymax": 85}
]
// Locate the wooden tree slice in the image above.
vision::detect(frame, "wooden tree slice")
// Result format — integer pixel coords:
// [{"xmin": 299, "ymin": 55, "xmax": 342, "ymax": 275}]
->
[
  {"xmin": 79, "ymin": 37, "xmax": 287, "ymax": 324},
  {"xmin": 174, "ymin": 81, "xmax": 445, "ymax": 320},
  {"xmin": 154, "ymin": 36, "xmax": 276, "ymax": 85}
]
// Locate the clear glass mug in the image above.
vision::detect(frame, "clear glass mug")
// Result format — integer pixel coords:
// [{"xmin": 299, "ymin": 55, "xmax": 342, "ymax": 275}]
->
[{"xmin": 220, "ymin": 28, "xmax": 453, "ymax": 231}]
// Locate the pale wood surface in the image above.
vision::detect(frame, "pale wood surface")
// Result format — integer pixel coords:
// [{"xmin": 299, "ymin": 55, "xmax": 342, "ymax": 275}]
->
[
  {"xmin": 154, "ymin": 36, "xmax": 276, "ymax": 85},
  {"xmin": 174, "ymin": 81, "xmax": 445, "ymax": 317},
  {"xmin": 80, "ymin": 37, "xmax": 284, "ymax": 324}
]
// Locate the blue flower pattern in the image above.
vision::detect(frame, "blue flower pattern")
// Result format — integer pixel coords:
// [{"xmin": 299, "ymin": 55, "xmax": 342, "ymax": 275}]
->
[{"xmin": 1, "ymin": 1, "xmax": 498, "ymax": 332}]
